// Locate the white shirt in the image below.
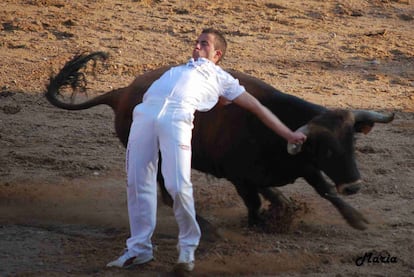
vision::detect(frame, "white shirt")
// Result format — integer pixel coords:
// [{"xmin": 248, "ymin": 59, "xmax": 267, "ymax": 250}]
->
[{"xmin": 143, "ymin": 58, "xmax": 246, "ymax": 112}]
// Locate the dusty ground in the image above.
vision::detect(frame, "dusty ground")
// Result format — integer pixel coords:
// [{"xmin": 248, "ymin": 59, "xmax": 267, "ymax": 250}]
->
[{"xmin": 1, "ymin": 0, "xmax": 414, "ymax": 276}]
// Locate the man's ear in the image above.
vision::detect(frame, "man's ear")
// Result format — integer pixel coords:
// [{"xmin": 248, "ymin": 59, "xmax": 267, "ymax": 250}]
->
[{"xmin": 214, "ymin": 50, "xmax": 223, "ymax": 63}]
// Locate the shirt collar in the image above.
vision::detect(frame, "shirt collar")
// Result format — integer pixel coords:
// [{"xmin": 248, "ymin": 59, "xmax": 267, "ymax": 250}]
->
[{"xmin": 187, "ymin": 57, "xmax": 213, "ymax": 67}]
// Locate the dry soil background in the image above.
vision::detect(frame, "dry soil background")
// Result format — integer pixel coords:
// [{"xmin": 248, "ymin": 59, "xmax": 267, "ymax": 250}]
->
[{"xmin": 0, "ymin": 0, "xmax": 413, "ymax": 276}]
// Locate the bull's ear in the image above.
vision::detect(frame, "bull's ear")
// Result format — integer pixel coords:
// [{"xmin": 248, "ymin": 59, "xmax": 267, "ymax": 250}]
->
[
  {"xmin": 287, "ymin": 125, "xmax": 309, "ymax": 155},
  {"xmin": 354, "ymin": 121, "xmax": 374, "ymax": 134}
]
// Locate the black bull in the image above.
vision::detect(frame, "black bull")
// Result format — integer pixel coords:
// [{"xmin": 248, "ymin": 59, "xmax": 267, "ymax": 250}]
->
[{"xmin": 46, "ymin": 52, "xmax": 394, "ymax": 232}]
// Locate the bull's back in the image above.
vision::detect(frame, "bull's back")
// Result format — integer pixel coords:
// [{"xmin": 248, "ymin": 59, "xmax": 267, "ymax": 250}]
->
[{"xmin": 115, "ymin": 66, "xmax": 325, "ymax": 182}]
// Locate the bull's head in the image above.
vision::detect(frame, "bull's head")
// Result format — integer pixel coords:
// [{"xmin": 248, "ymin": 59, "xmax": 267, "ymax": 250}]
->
[{"xmin": 287, "ymin": 110, "xmax": 394, "ymax": 194}]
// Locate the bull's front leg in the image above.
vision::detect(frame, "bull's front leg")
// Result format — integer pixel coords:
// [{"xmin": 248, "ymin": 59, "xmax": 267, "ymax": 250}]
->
[
  {"xmin": 234, "ymin": 183, "xmax": 264, "ymax": 226},
  {"xmin": 303, "ymin": 169, "xmax": 369, "ymax": 230}
]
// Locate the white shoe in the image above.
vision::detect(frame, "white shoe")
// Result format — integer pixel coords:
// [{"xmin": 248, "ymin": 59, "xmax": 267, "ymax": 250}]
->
[
  {"xmin": 106, "ymin": 249, "xmax": 153, "ymax": 268},
  {"xmin": 175, "ymin": 247, "xmax": 195, "ymax": 272}
]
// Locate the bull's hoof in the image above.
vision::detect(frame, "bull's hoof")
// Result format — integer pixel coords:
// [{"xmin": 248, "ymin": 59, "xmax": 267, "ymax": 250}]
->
[
  {"xmin": 349, "ymin": 216, "xmax": 370, "ymax": 230},
  {"xmin": 342, "ymin": 206, "xmax": 370, "ymax": 230},
  {"xmin": 247, "ymin": 213, "xmax": 266, "ymax": 229},
  {"xmin": 196, "ymin": 215, "xmax": 221, "ymax": 243},
  {"xmin": 337, "ymin": 183, "xmax": 361, "ymax": 195}
]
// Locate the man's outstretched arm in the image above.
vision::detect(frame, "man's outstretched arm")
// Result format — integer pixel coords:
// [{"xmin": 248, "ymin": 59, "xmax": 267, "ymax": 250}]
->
[{"xmin": 232, "ymin": 92, "xmax": 307, "ymax": 144}]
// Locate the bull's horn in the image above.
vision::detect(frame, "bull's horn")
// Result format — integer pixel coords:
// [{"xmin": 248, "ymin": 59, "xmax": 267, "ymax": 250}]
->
[
  {"xmin": 353, "ymin": 110, "xmax": 394, "ymax": 123},
  {"xmin": 287, "ymin": 125, "xmax": 309, "ymax": 155}
]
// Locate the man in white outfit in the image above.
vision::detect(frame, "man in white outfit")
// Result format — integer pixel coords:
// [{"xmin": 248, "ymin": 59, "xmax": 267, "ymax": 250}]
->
[{"xmin": 107, "ymin": 28, "xmax": 307, "ymax": 272}]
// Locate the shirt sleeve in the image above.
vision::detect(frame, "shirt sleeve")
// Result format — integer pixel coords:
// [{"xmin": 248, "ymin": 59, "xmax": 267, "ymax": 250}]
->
[{"xmin": 218, "ymin": 69, "xmax": 246, "ymax": 101}]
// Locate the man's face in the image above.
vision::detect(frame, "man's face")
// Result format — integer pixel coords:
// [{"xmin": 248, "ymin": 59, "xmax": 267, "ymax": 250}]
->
[{"xmin": 192, "ymin": 33, "xmax": 222, "ymax": 64}]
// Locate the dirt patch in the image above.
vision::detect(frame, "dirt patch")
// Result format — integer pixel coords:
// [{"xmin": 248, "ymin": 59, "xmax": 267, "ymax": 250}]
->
[{"xmin": 1, "ymin": 0, "xmax": 414, "ymax": 276}]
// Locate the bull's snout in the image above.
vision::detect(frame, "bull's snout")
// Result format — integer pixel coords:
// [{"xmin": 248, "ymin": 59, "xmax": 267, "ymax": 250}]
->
[{"xmin": 336, "ymin": 179, "xmax": 362, "ymax": 195}]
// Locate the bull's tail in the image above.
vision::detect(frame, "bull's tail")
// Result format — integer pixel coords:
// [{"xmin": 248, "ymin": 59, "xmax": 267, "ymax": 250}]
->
[{"xmin": 45, "ymin": 51, "xmax": 112, "ymax": 110}]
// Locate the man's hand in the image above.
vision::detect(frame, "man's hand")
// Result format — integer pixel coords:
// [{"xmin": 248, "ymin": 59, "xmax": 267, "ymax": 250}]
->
[{"xmin": 288, "ymin": 131, "xmax": 307, "ymax": 145}]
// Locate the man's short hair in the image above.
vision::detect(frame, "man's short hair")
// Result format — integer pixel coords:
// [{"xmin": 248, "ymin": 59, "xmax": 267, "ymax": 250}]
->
[{"xmin": 202, "ymin": 28, "xmax": 227, "ymax": 62}]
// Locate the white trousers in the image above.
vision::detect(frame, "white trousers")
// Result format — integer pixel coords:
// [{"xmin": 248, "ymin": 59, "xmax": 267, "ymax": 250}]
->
[{"xmin": 125, "ymin": 100, "xmax": 201, "ymax": 258}]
